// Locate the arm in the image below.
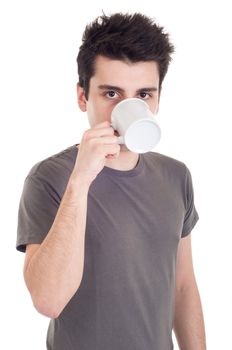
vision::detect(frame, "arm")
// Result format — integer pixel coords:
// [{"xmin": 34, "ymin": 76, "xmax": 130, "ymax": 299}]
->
[
  {"xmin": 173, "ymin": 234, "xmax": 207, "ymax": 349},
  {"xmin": 23, "ymin": 121, "xmax": 119, "ymax": 319},
  {"xmin": 24, "ymin": 173, "xmax": 90, "ymax": 319}
]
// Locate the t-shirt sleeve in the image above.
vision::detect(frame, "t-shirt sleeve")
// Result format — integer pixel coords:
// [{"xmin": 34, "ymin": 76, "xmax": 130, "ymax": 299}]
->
[
  {"xmin": 181, "ymin": 166, "xmax": 199, "ymax": 238},
  {"xmin": 16, "ymin": 175, "xmax": 60, "ymax": 252}
]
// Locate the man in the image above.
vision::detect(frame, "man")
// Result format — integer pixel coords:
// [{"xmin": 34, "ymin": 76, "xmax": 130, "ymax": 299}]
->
[{"xmin": 16, "ymin": 12, "xmax": 206, "ymax": 349}]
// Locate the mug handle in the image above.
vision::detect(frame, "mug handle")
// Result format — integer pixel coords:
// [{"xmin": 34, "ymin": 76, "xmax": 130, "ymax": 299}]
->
[
  {"xmin": 110, "ymin": 122, "xmax": 124, "ymax": 144},
  {"xmin": 117, "ymin": 136, "xmax": 124, "ymax": 144}
]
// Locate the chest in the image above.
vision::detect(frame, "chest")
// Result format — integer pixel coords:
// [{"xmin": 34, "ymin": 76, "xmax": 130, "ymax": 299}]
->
[{"xmin": 86, "ymin": 175, "xmax": 185, "ymax": 261}]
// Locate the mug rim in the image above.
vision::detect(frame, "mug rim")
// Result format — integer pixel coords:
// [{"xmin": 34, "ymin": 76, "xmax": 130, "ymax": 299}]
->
[{"xmin": 113, "ymin": 97, "xmax": 148, "ymax": 109}]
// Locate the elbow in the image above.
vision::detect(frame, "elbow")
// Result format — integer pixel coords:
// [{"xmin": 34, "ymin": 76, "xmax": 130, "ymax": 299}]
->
[
  {"xmin": 24, "ymin": 282, "xmax": 61, "ymax": 319},
  {"xmin": 31, "ymin": 284, "xmax": 81, "ymax": 319},
  {"xmin": 24, "ymin": 276, "xmax": 66, "ymax": 319},
  {"xmin": 24, "ymin": 271, "xmax": 83, "ymax": 319},
  {"xmin": 32, "ymin": 296, "xmax": 64, "ymax": 319}
]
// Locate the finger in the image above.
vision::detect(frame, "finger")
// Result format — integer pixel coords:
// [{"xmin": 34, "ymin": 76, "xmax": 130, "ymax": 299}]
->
[
  {"xmin": 103, "ymin": 144, "xmax": 121, "ymax": 155},
  {"xmin": 88, "ymin": 136, "xmax": 118, "ymax": 146},
  {"xmin": 106, "ymin": 151, "xmax": 120, "ymax": 159},
  {"xmin": 87, "ymin": 126, "xmax": 115, "ymax": 138},
  {"xmin": 98, "ymin": 136, "xmax": 119, "ymax": 144},
  {"xmin": 93, "ymin": 120, "xmax": 111, "ymax": 129}
]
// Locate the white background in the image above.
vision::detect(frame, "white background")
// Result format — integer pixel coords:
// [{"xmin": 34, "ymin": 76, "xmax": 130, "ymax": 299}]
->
[{"xmin": 0, "ymin": 0, "xmax": 231, "ymax": 349}]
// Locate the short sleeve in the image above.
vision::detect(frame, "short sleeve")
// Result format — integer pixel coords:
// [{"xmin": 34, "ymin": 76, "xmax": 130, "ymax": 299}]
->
[
  {"xmin": 181, "ymin": 167, "xmax": 199, "ymax": 238},
  {"xmin": 16, "ymin": 175, "xmax": 60, "ymax": 252}
]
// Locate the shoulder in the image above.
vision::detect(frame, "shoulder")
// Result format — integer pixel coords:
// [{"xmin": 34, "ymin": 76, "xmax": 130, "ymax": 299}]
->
[
  {"xmin": 144, "ymin": 151, "xmax": 188, "ymax": 178},
  {"xmin": 143, "ymin": 152, "xmax": 196, "ymax": 204},
  {"xmin": 25, "ymin": 144, "xmax": 78, "ymax": 188}
]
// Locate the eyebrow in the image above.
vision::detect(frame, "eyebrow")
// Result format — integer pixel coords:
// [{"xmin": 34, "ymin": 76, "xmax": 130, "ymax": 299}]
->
[{"xmin": 98, "ymin": 84, "xmax": 158, "ymax": 93}]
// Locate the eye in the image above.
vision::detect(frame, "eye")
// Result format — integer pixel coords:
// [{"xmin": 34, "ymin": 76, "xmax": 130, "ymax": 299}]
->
[
  {"xmin": 105, "ymin": 90, "xmax": 118, "ymax": 99},
  {"xmin": 139, "ymin": 92, "xmax": 151, "ymax": 99}
]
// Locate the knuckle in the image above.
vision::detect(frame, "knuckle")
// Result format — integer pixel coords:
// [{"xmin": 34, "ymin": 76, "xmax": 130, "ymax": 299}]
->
[
  {"xmin": 83, "ymin": 129, "xmax": 95, "ymax": 141},
  {"xmin": 82, "ymin": 130, "xmax": 89, "ymax": 140}
]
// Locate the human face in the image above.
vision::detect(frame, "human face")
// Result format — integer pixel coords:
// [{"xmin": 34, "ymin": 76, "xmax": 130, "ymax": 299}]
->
[{"xmin": 77, "ymin": 55, "xmax": 160, "ymax": 128}]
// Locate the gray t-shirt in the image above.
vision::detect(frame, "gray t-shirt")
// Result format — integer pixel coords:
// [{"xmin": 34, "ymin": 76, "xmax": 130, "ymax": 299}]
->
[{"xmin": 16, "ymin": 144, "xmax": 199, "ymax": 350}]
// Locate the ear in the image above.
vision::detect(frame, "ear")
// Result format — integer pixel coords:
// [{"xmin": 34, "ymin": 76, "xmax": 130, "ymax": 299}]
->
[{"xmin": 77, "ymin": 83, "xmax": 87, "ymax": 112}]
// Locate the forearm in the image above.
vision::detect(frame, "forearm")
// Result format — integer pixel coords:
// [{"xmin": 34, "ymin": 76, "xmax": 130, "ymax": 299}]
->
[
  {"xmin": 24, "ymin": 173, "xmax": 90, "ymax": 318},
  {"xmin": 173, "ymin": 283, "xmax": 206, "ymax": 349}
]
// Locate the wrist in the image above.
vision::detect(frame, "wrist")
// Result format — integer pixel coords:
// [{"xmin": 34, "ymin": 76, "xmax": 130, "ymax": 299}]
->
[{"xmin": 68, "ymin": 171, "xmax": 92, "ymax": 191}]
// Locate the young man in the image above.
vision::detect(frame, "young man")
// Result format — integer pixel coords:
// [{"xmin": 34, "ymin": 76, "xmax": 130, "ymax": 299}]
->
[{"xmin": 16, "ymin": 13, "xmax": 206, "ymax": 349}]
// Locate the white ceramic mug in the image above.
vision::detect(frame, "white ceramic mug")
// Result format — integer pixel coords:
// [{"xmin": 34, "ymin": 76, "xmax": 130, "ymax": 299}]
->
[{"xmin": 111, "ymin": 98, "xmax": 161, "ymax": 153}]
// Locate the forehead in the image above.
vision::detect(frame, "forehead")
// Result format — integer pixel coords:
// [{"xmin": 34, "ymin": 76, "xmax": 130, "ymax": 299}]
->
[{"xmin": 90, "ymin": 55, "xmax": 159, "ymax": 88}]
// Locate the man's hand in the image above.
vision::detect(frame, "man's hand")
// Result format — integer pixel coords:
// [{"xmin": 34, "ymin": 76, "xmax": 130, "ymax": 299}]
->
[{"xmin": 72, "ymin": 120, "xmax": 120, "ymax": 185}]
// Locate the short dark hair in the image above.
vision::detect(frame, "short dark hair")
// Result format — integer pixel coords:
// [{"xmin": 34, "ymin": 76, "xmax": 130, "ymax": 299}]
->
[{"xmin": 77, "ymin": 12, "xmax": 175, "ymax": 99}]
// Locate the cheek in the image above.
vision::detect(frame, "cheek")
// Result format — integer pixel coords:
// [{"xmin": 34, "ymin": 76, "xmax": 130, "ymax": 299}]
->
[
  {"xmin": 153, "ymin": 104, "xmax": 159, "ymax": 114},
  {"xmin": 87, "ymin": 100, "xmax": 112, "ymax": 126},
  {"xmin": 148, "ymin": 98, "xmax": 159, "ymax": 115}
]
